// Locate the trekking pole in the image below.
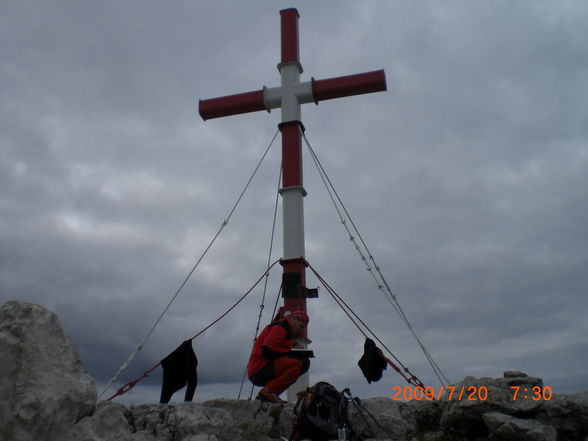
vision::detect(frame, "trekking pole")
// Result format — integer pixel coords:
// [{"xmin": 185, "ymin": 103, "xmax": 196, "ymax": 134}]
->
[
  {"xmin": 342, "ymin": 389, "xmax": 394, "ymax": 440},
  {"xmin": 342, "ymin": 389, "xmax": 372, "ymax": 437},
  {"xmin": 353, "ymin": 397, "xmax": 394, "ymax": 440}
]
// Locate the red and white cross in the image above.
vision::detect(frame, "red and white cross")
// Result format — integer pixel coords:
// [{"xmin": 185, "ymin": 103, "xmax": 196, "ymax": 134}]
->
[{"xmin": 199, "ymin": 7, "xmax": 386, "ymax": 393}]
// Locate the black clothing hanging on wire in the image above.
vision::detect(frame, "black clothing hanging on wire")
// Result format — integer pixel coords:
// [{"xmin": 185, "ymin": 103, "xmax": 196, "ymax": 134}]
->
[
  {"xmin": 160, "ymin": 340, "xmax": 198, "ymax": 403},
  {"xmin": 357, "ymin": 337, "xmax": 387, "ymax": 384}
]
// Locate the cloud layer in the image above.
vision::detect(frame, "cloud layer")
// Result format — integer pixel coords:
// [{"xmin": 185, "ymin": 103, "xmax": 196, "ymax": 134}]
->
[{"xmin": 2, "ymin": 1, "xmax": 587, "ymax": 404}]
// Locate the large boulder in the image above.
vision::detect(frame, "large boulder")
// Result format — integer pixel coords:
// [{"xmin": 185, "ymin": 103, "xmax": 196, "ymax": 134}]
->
[
  {"xmin": 0, "ymin": 301, "xmax": 97, "ymax": 441},
  {"xmin": 439, "ymin": 372, "xmax": 546, "ymax": 438}
]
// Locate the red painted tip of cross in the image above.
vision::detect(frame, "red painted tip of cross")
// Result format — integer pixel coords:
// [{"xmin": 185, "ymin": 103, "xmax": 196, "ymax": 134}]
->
[{"xmin": 280, "ymin": 8, "xmax": 300, "ymax": 66}]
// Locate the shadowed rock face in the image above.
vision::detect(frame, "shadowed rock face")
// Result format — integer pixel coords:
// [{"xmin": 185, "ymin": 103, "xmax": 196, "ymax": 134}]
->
[{"xmin": 2, "ymin": 300, "xmax": 587, "ymax": 441}]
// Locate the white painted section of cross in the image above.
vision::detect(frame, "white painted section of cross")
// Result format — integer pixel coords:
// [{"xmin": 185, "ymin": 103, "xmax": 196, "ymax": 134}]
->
[{"xmin": 199, "ymin": 8, "xmax": 387, "ymax": 400}]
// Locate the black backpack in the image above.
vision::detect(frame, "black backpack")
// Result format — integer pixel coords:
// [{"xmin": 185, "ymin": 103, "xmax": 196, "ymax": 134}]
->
[{"xmin": 291, "ymin": 382, "xmax": 358, "ymax": 441}]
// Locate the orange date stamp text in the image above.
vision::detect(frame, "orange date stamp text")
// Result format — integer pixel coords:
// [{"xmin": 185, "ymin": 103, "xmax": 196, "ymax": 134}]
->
[
  {"xmin": 391, "ymin": 385, "xmax": 553, "ymax": 401},
  {"xmin": 391, "ymin": 385, "xmax": 489, "ymax": 401}
]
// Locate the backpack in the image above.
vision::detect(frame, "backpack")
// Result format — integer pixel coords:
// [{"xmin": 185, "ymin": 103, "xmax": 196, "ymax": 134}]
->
[{"xmin": 291, "ymin": 382, "xmax": 359, "ymax": 441}]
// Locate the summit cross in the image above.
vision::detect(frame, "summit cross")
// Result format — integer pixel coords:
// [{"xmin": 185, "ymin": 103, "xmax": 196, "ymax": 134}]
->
[{"xmin": 199, "ymin": 8, "xmax": 387, "ymax": 396}]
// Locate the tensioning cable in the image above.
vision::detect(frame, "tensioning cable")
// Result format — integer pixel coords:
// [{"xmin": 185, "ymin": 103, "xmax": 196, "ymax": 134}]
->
[
  {"xmin": 238, "ymin": 162, "xmax": 283, "ymax": 400},
  {"xmin": 302, "ymin": 130, "xmax": 449, "ymax": 387},
  {"xmin": 99, "ymin": 129, "xmax": 280, "ymax": 399}
]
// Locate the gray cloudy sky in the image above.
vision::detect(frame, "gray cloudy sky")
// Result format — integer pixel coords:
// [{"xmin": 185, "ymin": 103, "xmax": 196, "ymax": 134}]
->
[{"xmin": 2, "ymin": 0, "xmax": 587, "ymax": 404}]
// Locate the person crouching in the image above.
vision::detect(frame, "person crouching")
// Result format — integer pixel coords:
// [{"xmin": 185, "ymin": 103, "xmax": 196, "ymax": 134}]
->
[{"xmin": 247, "ymin": 310, "xmax": 310, "ymax": 403}]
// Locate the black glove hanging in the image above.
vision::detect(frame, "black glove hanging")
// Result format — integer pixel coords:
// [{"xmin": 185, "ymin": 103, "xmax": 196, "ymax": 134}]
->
[
  {"xmin": 357, "ymin": 337, "xmax": 387, "ymax": 383},
  {"xmin": 160, "ymin": 340, "xmax": 198, "ymax": 403}
]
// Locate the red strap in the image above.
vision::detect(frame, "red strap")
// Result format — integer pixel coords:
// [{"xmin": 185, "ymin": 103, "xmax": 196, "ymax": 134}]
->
[
  {"xmin": 384, "ymin": 356, "xmax": 425, "ymax": 388},
  {"xmin": 107, "ymin": 362, "xmax": 161, "ymax": 401}
]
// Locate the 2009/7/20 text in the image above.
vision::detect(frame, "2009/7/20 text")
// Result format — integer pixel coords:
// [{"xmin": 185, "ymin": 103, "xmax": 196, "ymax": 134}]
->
[
  {"xmin": 391, "ymin": 386, "xmax": 489, "ymax": 401},
  {"xmin": 391, "ymin": 385, "xmax": 553, "ymax": 401}
]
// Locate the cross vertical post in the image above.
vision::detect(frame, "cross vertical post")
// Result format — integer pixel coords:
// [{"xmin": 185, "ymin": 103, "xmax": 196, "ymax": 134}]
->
[
  {"xmin": 277, "ymin": 10, "xmax": 309, "ymax": 399},
  {"xmin": 277, "ymin": 8, "xmax": 307, "ymax": 321},
  {"xmin": 198, "ymin": 7, "xmax": 387, "ymax": 399}
]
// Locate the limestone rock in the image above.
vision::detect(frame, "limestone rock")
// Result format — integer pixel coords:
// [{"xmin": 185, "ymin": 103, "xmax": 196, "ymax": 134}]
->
[
  {"xmin": 483, "ymin": 411, "xmax": 557, "ymax": 441},
  {"xmin": 504, "ymin": 370, "xmax": 529, "ymax": 378},
  {"xmin": 537, "ymin": 391, "xmax": 588, "ymax": 439},
  {"xmin": 348, "ymin": 397, "xmax": 410, "ymax": 440},
  {"xmin": 4, "ymin": 300, "xmax": 588, "ymax": 441},
  {"xmin": 63, "ymin": 401, "xmax": 140, "ymax": 441},
  {"xmin": 0, "ymin": 301, "xmax": 97, "ymax": 441},
  {"xmin": 399, "ymin": 398, "xmax": 443, "ymax": 433},
  {"xmin": 439, "ymin": 373, "xmax": 545, "ymax": 438},
  {"xmin": 64, "ymin": 397, "xmax": 414, "ymax": 441},
  {"xmin": 126, "ymin": 400, "xmax": 282, "ymax": 441}
]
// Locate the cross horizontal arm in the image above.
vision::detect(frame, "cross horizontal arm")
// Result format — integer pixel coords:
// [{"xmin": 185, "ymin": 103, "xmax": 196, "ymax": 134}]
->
[
  {"xmin": 199, "ymin": 69, "xmax": 386, "ymax": 122},
  {"xmin": 199, "ymin": 89, "xmax": 266, "ymax": 121},
  {"xmin": 312, "ymin": 69, "xmax": 387, "ymax": 103}
]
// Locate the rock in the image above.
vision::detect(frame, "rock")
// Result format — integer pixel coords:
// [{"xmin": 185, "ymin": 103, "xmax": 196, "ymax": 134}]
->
[
  {"xmin": 4, "ymin": 299, "xmax": 588, "ymax": 441},
  {"xmin": 65, "ymin": 397, "xmax": 414, "ymax": 441},
  {"xmin": 348, "ymin": 397, "xmax": 410, "ymax": 440},
  {"xmin": 63, "ymin": 401, "xmax": 140, "ymax": 441},
  {"xmin": 537, "ymin": 391, "xmax": 588, "ymax": 439},
  {"xmin": 483, "ymin": 411, "xmax": 557, "ymax": 441},
  {"xmin": 65, "ymin": 400, "xmax": 279, "ymax": 441},
  {"xmin": 504, "ymin": 370, "xmax": 529, "ymax": 378},
  {"xmin": 126, "ymin": 400, "xmax": 282, "ymax": 441},
  {"xmin": 0, "ymin": 301, "xmax": 97, "ymax": 441},
  {"xmin": 439, "ymin": 373, "xmax": 546, "ymax": 438},
  {"xmin": 201, "ymin": 398, "xmax": 293, "ymax": 439},
  {"xmin": 399, "ymin": 398, "xmax": 443, "ymax": 433}
]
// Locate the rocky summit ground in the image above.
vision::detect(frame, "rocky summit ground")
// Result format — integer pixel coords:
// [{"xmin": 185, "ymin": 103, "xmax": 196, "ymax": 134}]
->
[{"xmin": 2, "ymin": 300, "xmax": 587, "ymax": 441}]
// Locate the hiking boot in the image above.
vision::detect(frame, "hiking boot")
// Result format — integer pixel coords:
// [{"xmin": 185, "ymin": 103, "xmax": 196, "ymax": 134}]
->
[{"xmin": 256, "ymin": 388, "xmax": 287, "ymax": 404}]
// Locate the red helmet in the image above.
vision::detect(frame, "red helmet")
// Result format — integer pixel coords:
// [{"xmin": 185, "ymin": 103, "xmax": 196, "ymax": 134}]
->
[{"xmin": 288, "ymin": 309, "xmax": 309, "ymax": 325}]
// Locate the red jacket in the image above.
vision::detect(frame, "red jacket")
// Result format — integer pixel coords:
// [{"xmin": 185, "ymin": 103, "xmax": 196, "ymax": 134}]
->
[{"xmin": 247, "ymin": 320, "xmax": 293, "ymax": 377}]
